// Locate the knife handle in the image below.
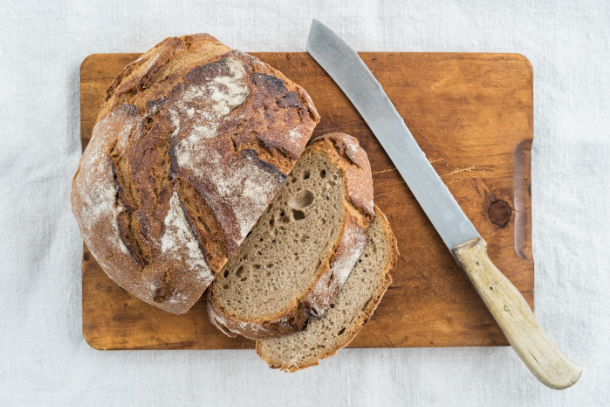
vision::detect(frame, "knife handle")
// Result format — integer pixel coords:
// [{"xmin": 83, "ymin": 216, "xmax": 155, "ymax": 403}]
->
[{"xmin": 453, "ymin": 237, "xmax": 581, "ymax": 389}]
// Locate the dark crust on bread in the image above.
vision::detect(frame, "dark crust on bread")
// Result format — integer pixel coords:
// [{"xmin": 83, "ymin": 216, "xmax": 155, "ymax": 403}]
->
[
  {"xmin": 255, "ymin": 206, "xmax": 399, "ymax": 372},
  {"xmin": 71, "ymin": 34, "xmax": 320, "ymax": 314},
  {"xmin": 207, "ymin": 133, "xmax": 374, "ymax": 339},
  {"xmin": 310, "ymin": 133, "xmax": 374, "ymax": 218}
]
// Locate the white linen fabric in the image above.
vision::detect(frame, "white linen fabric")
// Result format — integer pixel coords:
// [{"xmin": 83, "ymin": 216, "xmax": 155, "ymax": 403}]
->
[{"xmin": 0, "ymin": 0, "xmax": 608, "ymax": 405}]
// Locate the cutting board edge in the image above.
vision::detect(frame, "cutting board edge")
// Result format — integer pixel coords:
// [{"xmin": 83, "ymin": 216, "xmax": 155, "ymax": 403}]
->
[{"xmin": 79, "ymin": 51, "xmax": 534, "ymax": 350}]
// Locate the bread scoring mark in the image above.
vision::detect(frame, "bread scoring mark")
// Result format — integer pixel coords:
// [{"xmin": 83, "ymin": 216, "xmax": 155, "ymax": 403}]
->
[
  {"xmin": 82, "ymin": 159, "xmax": 129, "ymax": 256},
  {"xmin": 76, "ymin": 106, "xmax": 141, "ymax": 256},
  {"xmin": 161, "ymin": 192, "xmax": 214, "ymax": 284}
]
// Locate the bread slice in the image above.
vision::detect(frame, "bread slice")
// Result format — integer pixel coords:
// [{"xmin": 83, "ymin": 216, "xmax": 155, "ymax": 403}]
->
[
  {"xmin": 256, "ymin": 206, "xmax": 398, "ymax": 372},
  {"xmin": 207, "ymin": 133, "xmax": 374, "ymax": 339}
]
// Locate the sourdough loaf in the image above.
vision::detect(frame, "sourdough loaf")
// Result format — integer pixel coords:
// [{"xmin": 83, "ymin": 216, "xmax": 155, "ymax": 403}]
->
[
  {"xmin": 207, "ymin": 133, "xmax": 374, "ymax": 339},
  {"xmin": 256, "ymin": 206, "xmax": 398, "ymax": 372},
  {"xmin": 71, "ymin": 34, "xmax": 320, "ymax": 314}
]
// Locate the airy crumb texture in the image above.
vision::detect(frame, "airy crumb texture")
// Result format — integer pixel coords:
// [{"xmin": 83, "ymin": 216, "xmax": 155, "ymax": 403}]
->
[
  {"xmin": 207, "ymin": 133, "xmax": 374, "ymax": 339},
  {"xmin": 212, "ymin": 151, "xmax": 345, "ymax": 318},
  {"xmin": 256, "ymin": 206, "xmax": 398, "ymax": 372}
]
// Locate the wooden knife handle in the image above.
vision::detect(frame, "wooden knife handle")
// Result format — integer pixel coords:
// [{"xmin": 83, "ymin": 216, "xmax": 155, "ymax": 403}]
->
[{"xmin": 453, "ymin": 237, "xmax": 581, "ymax": 389}]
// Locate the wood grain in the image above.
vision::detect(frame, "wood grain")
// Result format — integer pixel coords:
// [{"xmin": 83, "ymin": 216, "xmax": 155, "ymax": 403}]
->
[{"xmin": 80, "ymin": 52, "xmax": 534, "ymax": 350}]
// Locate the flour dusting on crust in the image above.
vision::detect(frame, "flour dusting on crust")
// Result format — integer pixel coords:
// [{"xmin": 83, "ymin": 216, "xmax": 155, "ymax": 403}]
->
[
  {"xmin": 172, "ymin": 57, "xmax": 249, "ymax": 154},
  {"xmin": 331, "ymin": 225, "xmax": 368, "ymax": 287},
  {"xmin": 169, "ymin": 57, "xmax": 284, "ymax": 242},
  {"xmin": 161, "ymin": 192, "xmax": 214, "ymax": 284}
]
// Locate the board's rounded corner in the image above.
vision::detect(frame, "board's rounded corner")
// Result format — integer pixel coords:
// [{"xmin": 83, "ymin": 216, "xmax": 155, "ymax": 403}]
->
[
  {"xmin": 80, "ymin": 54, "xmax": 102, "ymax": 76},
  {"xmin": 510, "ymin": 53, "xmax": 533, "ymax": 75},
  {"xmin": 83, "ymin": 329, "xmax": 106, "ymax": 351}
]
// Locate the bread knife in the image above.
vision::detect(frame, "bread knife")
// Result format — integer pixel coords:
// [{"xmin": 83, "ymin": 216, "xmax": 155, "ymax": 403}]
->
[{"xmin": 306, "ymin": 19, "xmax": 581, "ymax": 389}]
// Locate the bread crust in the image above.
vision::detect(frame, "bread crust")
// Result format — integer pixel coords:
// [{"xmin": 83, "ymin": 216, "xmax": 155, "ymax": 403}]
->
[
  {"xmin": 71, "ymin": 34, "xmax": 319, "ymax": 314},
  {"xmin": 207, "ymin": 133, "xmax": 374, "ymax": 339},
  {"xmin": 255, "ymin": 206, "xmax": 399, "ymax": 372}
]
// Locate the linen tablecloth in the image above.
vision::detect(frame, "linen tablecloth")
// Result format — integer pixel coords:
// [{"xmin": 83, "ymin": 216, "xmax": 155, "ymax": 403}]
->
[{"xmin": 1, "ymin": 1, "xmax": 608, "ymax": 405}]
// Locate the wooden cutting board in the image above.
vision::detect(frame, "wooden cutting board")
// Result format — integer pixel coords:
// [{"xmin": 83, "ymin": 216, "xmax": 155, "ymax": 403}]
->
[{"xmin": 80, "ymin": 52, "xmax": 533, "ymax": 350}]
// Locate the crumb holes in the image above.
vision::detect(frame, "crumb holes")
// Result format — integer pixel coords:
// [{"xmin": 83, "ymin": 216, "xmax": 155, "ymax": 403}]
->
[
  {"xmin": 326, "ymin": 196, "xmax": 330, "ymax": 201},
  {"xmin": 291, "ymin": 177, "xmax": 297, "ymax": 183},
  {"xmin": 289, "ymin": 190, "xmax": 315, "ymax": 209},
  {"xmin": 269, "ymin": 218, "xmax": 275, "ymax": 228},
  {"xmin": 241, "ymin": 277, "xmax": 248, "ymax": 282},
  {"xmin": 253, "ymin": 264, "xmax": 261, "ymax": 269},
  {"xmin": 223, "ymin": 270, "xmax": 229, "ymax": 278},
  {"xmin": 364, "ymin": 254, "xmax": 369, "ymax": 258},
  {"xmin": 338, "ymin": 327, "xmax": 346, "ymax": 335},
  {"xmin": 266, "ymin": 263, "xmax": 273, "ymax": 268},
  {"xmin": 235, "ymin": 266, "xmax": 244, "ymax": 278},
  {"xmin": 330, "ymin": 304, "xmax": 335, "ymax": 309},
  {"xmin": 292, "ymin": 209, "xmax": 306, "ymax": 220},
  {"xmin": 303, "ymin": 170, "xmax": 310, "ymax": 180},
  {"xmin": 320, "ymin": 169, "xmax": 326, "ymax": 178},
  {"xmin": 223, "ymin": 284, "xmax": 230, "ymax": 289},
  {"xmin": 322, "ymin": 219, "xmax": 326, "ymax": 225}
]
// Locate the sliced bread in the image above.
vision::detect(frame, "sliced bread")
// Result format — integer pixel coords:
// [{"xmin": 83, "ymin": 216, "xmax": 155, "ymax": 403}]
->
[
  {"xmin": 256, "ymin": 206, "xmax": 398, "ymax": 372},
  {"xmin": 207, "ymin": 133, "xmax": 374, "ymax": 339}
]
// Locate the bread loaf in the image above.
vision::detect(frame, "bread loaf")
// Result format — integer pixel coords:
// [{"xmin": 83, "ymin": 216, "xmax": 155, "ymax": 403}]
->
[
  {"xmin": 71, "ymin": 34, "xmax": 320, "ymax": 314},
  {"xmin": 256, "ymin": 206, "xmax": 397, "ymax": 372},
  {"xmin": 207, "ymin": 133, "xmax": 374, "ymax": 339}
]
